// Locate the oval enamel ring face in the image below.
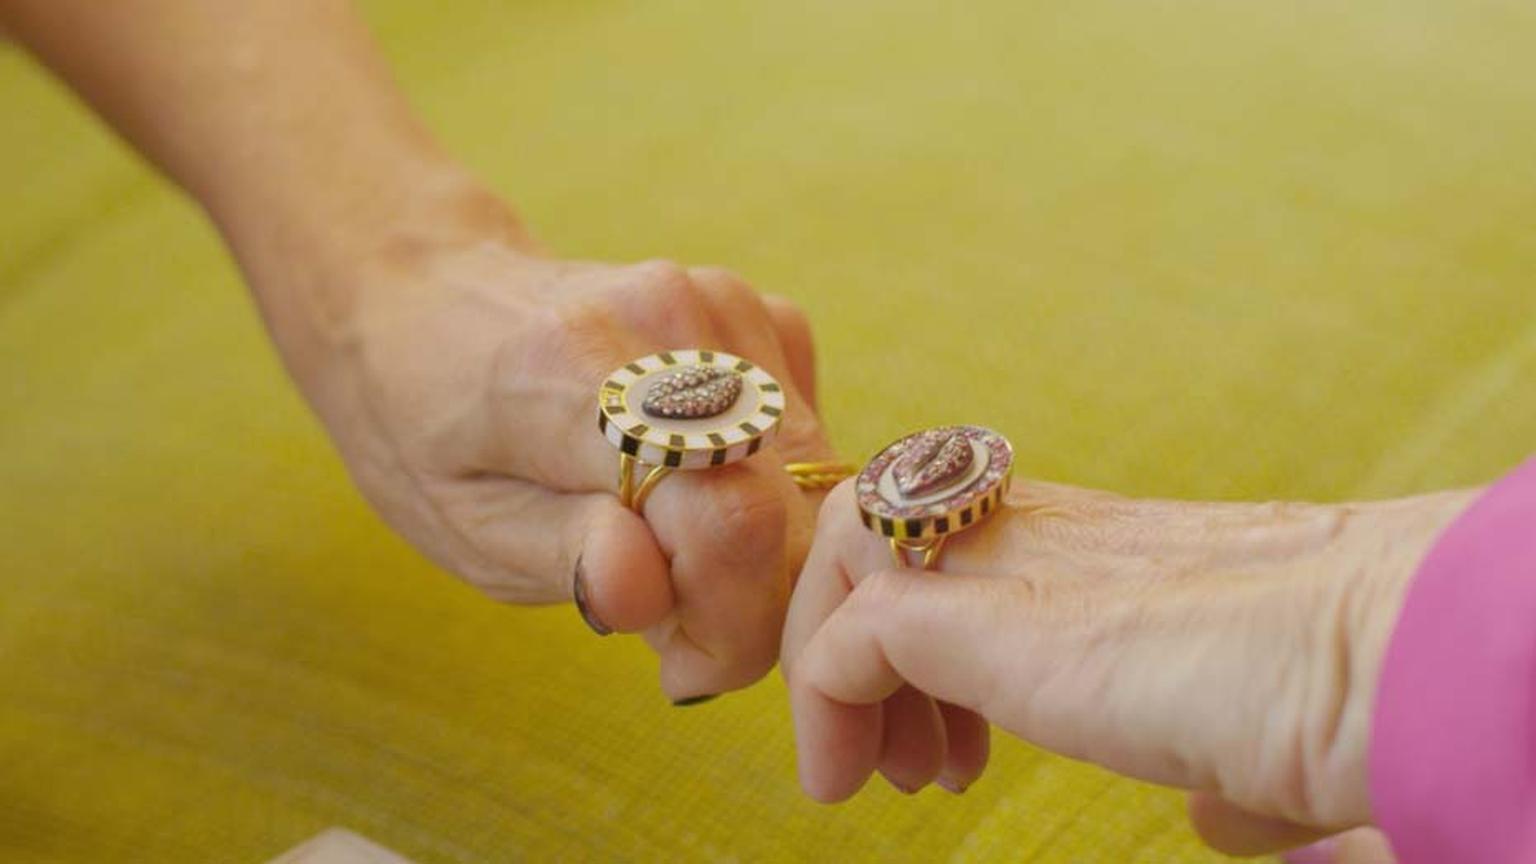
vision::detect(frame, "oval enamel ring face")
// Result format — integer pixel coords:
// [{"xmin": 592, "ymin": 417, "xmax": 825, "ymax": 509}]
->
[
  {"xmin": 856, "ymin": 425, "xmax": 1013, "ymax": 541},
  {"xmin": 598, "ymin": 349, "xmax": 785, "ymax": 469}
]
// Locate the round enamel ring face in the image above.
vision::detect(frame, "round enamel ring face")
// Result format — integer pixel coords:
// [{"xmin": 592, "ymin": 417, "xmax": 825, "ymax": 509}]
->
[
  {"xmin": 598, "ymin": 349, "xmax": 785, "ymax": 471},
  {"xmin": 856, "ymin": 425, "xmax": 1013, "ymax": 565}
]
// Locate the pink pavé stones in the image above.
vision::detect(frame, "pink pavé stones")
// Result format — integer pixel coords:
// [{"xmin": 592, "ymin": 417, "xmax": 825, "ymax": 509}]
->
[
  {"xmin": 642, "ymin": 365, "xmax": 744, "ymax": 420},
  {"xmin": 857, "ymin": 425, "xmax": 1012, "ymax": 523},
  {"xmin": 892, "ymin": 429, "xmax": 975, "ymax": 498}
]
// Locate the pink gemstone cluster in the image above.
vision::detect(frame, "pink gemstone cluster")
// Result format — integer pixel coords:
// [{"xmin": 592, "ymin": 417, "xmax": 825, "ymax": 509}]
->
[
  {"xmin": 642, "ymin": 365, "xmax": 744, "ymax": 419},
  {"xmin": 856, "ymin": 425, "xmax": 1011, "ymax": 522},
  {"xmin": 892, "ymin": 429, "xmax": 975, "ymax": 498}
]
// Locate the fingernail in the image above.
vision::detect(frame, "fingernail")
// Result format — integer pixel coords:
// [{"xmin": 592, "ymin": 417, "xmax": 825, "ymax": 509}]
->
[
  {"xmin": 572, "ymin": 555, "xmax": 611, "ymax": 636},
  {"xmin": 671, "ymin": 694, "xmax": 719, "ymax": 707},
  {"xmin": 936, "ymin": 778, "xmax": 968, "ymax": 795},
  {"xmin": 1283, "ymin": 839, "xmax": 1337, "ymax": 864},
  {"xmin": 890, "ymin": 780, "xmax": 919, "ymax": 795}
]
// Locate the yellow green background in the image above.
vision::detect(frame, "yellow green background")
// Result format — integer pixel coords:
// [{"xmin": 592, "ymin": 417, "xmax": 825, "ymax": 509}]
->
[{"xmin": 4, "ymin": 1, "xmax": 1535, "ymax": 861}]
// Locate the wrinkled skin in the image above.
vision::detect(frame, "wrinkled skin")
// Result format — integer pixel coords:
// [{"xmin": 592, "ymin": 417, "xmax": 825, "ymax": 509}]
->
[
  {"xmin": 280, "ymin": 207, "xmax": 839, "ymax": 702},
  {"xmin": 783, "ymin": 479, "xmax": 1474, "ymax": 857}
]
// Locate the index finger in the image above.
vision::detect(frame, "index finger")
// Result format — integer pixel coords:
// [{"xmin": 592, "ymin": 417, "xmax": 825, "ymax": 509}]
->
[
  {"xmin": 781, "ymin": 481, "xmax": 894, "ymax": 799},
  {"xmin": 781, "ymin": 482, "xmax": 892, "ymax": 677}
]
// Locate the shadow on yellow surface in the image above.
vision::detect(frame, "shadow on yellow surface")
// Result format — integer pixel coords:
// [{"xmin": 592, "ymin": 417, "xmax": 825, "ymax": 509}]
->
[{"xmin": 4, "ymin": 2, "xmax": 1536, "ymax": 861}]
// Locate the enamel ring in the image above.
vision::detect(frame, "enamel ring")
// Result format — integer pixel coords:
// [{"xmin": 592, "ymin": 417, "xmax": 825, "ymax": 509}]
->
[
  {"xmin": 598, "ymin": 349, "xmax": 785, "ymax": 513},
  {"xmin": 855, "ymin": 425, "xmax": 1013, "ymax": 570}
]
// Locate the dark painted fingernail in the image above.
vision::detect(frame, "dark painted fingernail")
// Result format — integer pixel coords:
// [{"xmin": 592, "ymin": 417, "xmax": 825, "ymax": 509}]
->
[
  {"xmin": 936, "ymin": 778, "xmax": 968, "ymax": 795},
  {"xmin": 572, "ymin": 555, "xmax": 611, "ymax": 636},
  {"xmin": 671, "ymin": 694, "xmax": 718, "ymax": 707}
]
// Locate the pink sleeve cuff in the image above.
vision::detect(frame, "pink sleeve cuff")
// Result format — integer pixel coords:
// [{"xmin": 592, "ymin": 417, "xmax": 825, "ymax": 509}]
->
[{"xmin": 1371, "ymin": 457, "xmax": 1536, "ymax": 863}]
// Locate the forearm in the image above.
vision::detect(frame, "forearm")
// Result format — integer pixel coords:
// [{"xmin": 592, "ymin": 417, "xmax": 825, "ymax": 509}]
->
[{"xmin": 2, "ymin": 0, "xmax": 523, "ymax": 375}]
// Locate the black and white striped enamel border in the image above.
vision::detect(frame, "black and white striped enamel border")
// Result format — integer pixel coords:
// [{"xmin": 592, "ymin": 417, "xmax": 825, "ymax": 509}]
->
[
  {"xmin": 597, "ymin": 349, "xmax": 785, "ymax": 469},
  {"xmin": 858, "ymin": 474, "xmax": 1012, "ymax": 541}
]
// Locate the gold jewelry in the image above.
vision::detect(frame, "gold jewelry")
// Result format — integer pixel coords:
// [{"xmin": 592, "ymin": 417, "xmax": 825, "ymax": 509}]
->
[
  {"xmin": 599, "ymin": 349, "xmax": 784, "ymax": 513},
  {"xmin": 783, "ymin": 460, "xmax": 858, "ymax": 491},
  {"xmin": 617, "ymin": 452, "xmax": 673, "ymax": 511},
  {"xmin": 889, "ymin": 536, "xmax": 948, "ymax": 569},
  {"xmin": 855, "ymin": 425, "xmax": 1013, "ymax": 571}
]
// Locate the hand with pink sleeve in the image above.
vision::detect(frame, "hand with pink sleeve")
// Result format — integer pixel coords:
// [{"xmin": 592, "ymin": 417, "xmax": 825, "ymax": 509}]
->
[{"xmin": 783, "ymin": 461, "xmax": 1536, "ymax": 861}]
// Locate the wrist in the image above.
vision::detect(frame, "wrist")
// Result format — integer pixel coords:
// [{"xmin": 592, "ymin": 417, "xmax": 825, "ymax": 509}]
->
[
  {"xmin": 217, "ymin": 154, "xmax": 535, "ymax": 404},
  {"xmin": 214, "ymin": 151, "xmax": 532, "ymax": 285},
  {"xmin": 1329, "ymin": 490, "xmax": 1478, "ymax": 824}
]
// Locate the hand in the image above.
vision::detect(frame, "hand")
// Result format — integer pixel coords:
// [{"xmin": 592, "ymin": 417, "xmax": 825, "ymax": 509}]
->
[
  {"xmin": 274, "ymin": 187, "xmax": 838, "ymax": 702},
  {"xmin": 5, "ymin": 0, "xmax": 840, "ymax": 702},
  {"xmin": 782, "ymin": 478, "xmax": 1474, "ymax": 856}
]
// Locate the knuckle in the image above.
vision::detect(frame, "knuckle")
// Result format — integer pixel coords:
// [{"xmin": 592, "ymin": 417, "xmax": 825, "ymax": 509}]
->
[
  {"xmin": 538, "ymin": 301, "xmax": 623, "ymax": 377},
  {"xmin": 698, "ymin": 268, "xmax": 761, "ymax": 309},
  {"xmin": 851, "ymin": 569, "xmax": 913, "ymax": 614},
  {"xmin": 687, "ymin": 265, "xmax": 737, "ymax": 285},
  {"xmin": 631, "ymin": 259, "xmax": 699, "ymax": 304},
  {"xmin": 766, "ymin": 294, "xmax": 811, "ymax": 330}
]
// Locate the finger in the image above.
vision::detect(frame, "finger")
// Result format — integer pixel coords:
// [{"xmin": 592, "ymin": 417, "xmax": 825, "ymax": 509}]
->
[
  {"xmin": 436, "ymin": 474, "xmax": 673, "ymax": 631},
  {"xmin": 792, "ymin": 567, "xmax": 1082, "ymax": 799},
  {"xmin": 687, "ymin": 267, "xmax": 783, "ymax": 375},
  {"xmin": 782, "ymin": 483, "xmax": 991, "ymax": 796},
  {"xmin": 642, "ymin": 618, "xmax": 738, "ymax": 700},
  {"xmin": 936, "ymin": 702, "xmax": 990, "ymax": 794},
  {"xmin": 612, "ymin": 260, "xmax": 718, "ymax": 347},
  {"xmin": 790, "ymin": 560, "xmax": 930, "ymax": 800},
  {"xmin": 1187, "ymin": 792, "xmax": 1332, "ymax": 858},
  {"xmin": 642, "ymin": 457, "xmax": 792, "ymax": 699},
  {"xmin": 782, "ymin": 486, "xmax": 882, "ymax": 799},
  {"xmin": 875, "ymin": 684, "xmax": 946, "ymax": 794},
  {"xmin": 689, "ymin": 267, "xmax": 834, "ymax": 463},
  {"xmin": 793, "ymin": 666, "xmax": 884, "ymax": 802},
  {"xmin": 781, "ymin": 481, "xmax": 892, "ymax": 678},
  {"xmin": 762, "ymin": 293, "xmax": 818, "ymax": 411}
]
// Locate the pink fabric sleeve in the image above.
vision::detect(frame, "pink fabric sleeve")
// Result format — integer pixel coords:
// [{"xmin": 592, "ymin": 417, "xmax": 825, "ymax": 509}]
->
[{"xmin": 1371, "ymin": 457, "xmax": 1536, "ymax": 863}]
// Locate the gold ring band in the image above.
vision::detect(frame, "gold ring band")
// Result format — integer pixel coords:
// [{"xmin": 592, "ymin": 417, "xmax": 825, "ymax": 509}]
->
[
  {"xmin": 784, "ymin": 461, "xmax": 858, "ymax": 491},
  {"xmin": 632, "ymin": 459, "xmax": 672, "ymax": 512},
  {"xmin": 889, "ymin": 535, "xmax": 948, "ymax": 569},
  {"xmin": 618, "ymin": 452, "xmax": 674, "ymax": 512}
]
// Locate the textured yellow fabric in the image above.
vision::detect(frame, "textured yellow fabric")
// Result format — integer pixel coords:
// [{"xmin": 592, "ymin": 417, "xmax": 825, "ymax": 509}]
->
[{"xmin": 4, "ymin": 2, "xmax": 1536, "ymax": 861}]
